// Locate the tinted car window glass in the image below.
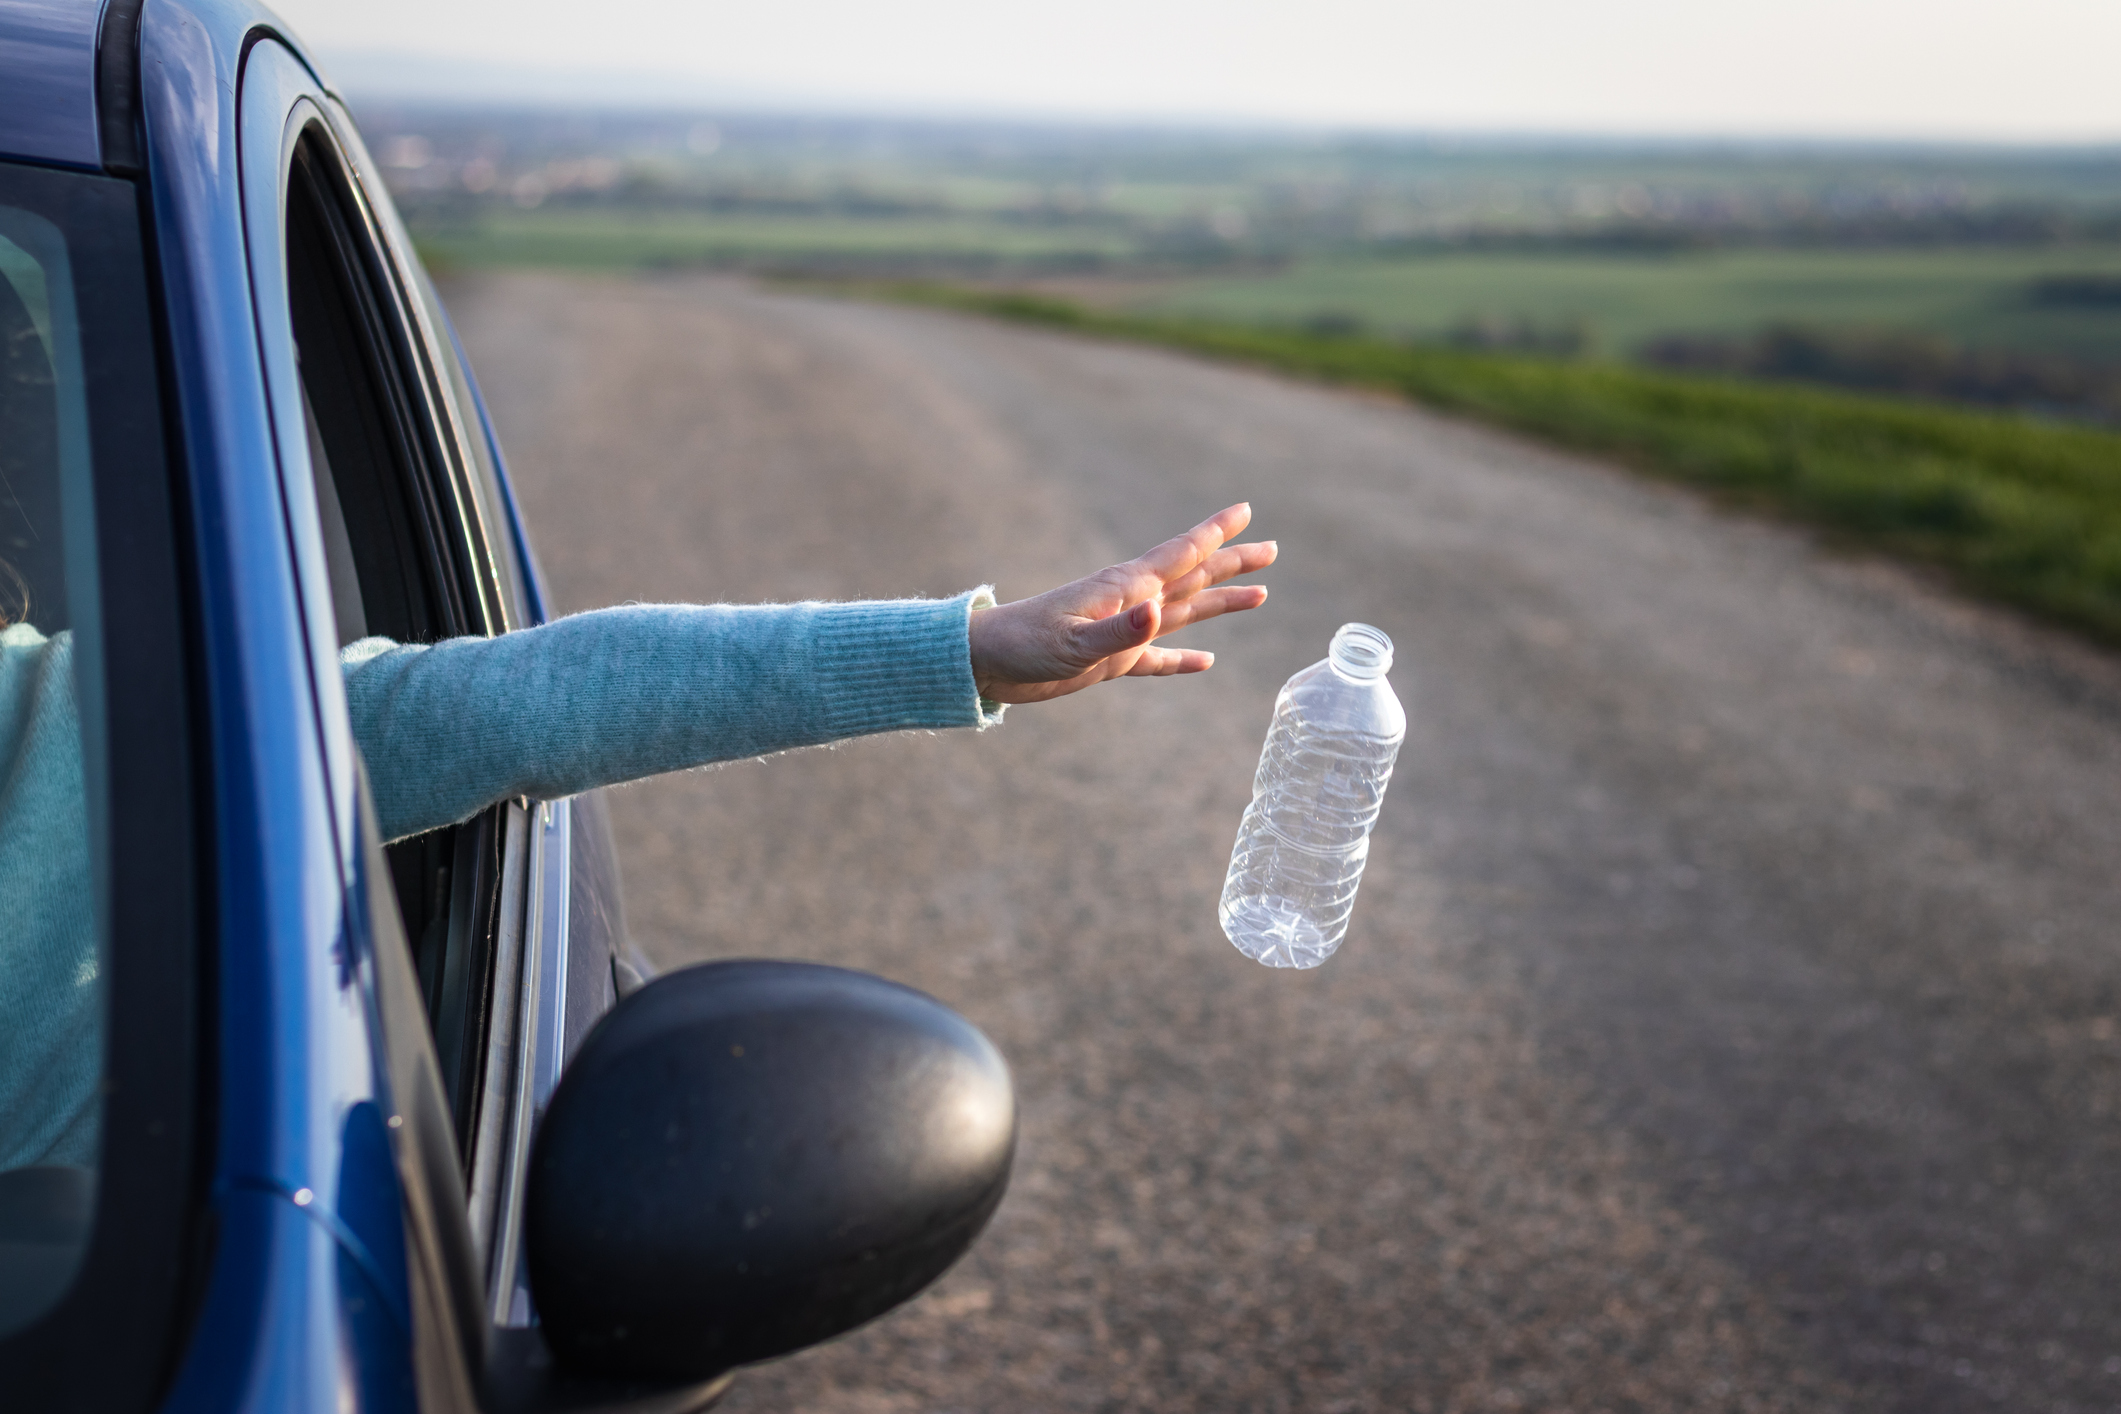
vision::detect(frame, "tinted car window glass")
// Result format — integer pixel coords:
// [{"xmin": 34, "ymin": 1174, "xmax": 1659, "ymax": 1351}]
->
[
  {"xmin": 0, "ymin": 190, "xmax": 112, "ymax": 1333},
  {"xmin": 0, "ymin": 155, "xmax": 198, "ymax": 1412}
]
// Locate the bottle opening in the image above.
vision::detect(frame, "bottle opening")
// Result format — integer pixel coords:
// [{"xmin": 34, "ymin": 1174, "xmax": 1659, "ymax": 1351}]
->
[{"xmin": 1328, "ymin": 623, "xmax": 1393, "ymax": 680}]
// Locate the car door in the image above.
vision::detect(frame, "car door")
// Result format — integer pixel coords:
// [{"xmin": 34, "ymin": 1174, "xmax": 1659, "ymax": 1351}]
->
[{"xmin": 235, "ymin": 37, "xmax": 625, "ymax": 1394}]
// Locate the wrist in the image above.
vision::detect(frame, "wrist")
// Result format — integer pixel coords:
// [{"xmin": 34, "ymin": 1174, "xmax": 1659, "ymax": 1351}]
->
[{"xmin": 965, "ymin": 585, "xmax": 1004, "ymax": 708}]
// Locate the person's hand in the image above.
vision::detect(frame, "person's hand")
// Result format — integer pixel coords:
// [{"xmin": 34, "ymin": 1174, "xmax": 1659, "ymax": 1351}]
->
[{"xmin": 967, "ymin": 502, "xmax": 1276, "ymax": 706}]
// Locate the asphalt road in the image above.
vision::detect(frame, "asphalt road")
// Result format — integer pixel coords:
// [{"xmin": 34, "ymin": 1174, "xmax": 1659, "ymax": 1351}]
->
[{"xmin": 449, "ymin": 272, "xmax": 2121, "ymax": 1414}]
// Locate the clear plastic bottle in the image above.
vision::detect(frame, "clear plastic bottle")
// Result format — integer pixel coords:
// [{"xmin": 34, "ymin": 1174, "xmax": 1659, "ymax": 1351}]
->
[{"xmin": 1220, "ymin": 623, "xmax": 1404, "ymax": 968}]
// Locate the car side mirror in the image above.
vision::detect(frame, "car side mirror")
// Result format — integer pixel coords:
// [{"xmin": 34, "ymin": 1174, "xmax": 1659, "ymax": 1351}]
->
[{"xmin": 524, "ymin": 960, "xmax": 1016, "ymax": 1381}]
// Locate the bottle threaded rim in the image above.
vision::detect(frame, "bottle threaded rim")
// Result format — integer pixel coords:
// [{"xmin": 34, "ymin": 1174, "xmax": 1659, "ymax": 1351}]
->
[{"xmin": 1329, "ymin": 623, "xmax": 1393, "ymax": 680}]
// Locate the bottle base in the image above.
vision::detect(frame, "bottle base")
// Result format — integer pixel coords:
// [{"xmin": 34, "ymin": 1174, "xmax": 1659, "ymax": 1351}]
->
[{"xmin": 1220, "ymin": 895, "xmax": 1343, "ymax": 969}]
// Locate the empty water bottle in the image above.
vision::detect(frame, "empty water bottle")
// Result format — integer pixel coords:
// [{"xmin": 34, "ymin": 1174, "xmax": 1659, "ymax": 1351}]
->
[{"xmin": 1220, "ymin": 623, "xmax": 1404, "ymax": 968}]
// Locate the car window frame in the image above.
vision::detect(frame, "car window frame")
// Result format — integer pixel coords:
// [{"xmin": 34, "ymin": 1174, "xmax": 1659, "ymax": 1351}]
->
[
  {"xmin": 267, "ymin": 119, "xmax": 535, "ymax": 1208},
  {"xmin": 282, "ymin": 121, "xmax": 492, "ymax": 647},
  {"xmin": 319, "ymin": 100, "xmax": 528, "ymax": 636},
  {"xmin": 312, "ymin": 104, "xmax": 602, "ymax": 1328},
  {"xmin": 271, "ymin": 119, "xmax": 549, "ymax": 1240},
  {"xmin": 241, "ymin": 58, "xmax": 586, "ymax": 1358},
  {"xmin": 292, "ymin": 102, "xmax": 596, "ymax": 1322}
]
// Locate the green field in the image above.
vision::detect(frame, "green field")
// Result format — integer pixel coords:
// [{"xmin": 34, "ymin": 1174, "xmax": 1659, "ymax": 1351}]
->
[
  {"xmin": 409, "ymin": 202, "xmax": 2121, "ymax": 371},
  {"xmin": 414, "ymin": 208, "xmax": 1135, "ymax": 272},
  {"xmin": 382, "ymin": 112, "xmax": 2121, "ymax": 374},
  {"xmin": 861, "ymin": 285, "xmax": 2121, "ymax": 646},
  {"xmin": 1134, "ymin": 246, "xmax": 2121, "ymax": 360},
  {"xmin": 381, "ymin": 111, "xmax": 2121, "ymax": 646}
]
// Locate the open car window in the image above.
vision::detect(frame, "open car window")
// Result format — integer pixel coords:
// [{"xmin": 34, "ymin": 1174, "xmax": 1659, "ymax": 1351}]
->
[
  {"xmin": 286, "ymin": 130, "xmax": 474, "ymax": 649},
  {"xmin": 282, "ymin": 125, "xmax": 519, "ymax": 1169}
]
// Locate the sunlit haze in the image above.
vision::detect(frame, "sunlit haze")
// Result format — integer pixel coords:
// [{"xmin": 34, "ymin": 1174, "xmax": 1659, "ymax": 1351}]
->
[{"xmin": 273, "ymin": 0, "xmax": 2121, "ymax": 141}]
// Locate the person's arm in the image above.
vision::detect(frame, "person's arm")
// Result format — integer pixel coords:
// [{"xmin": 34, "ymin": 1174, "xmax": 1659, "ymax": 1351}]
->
[
  {"xmin": 346, "ymin": 502, "xmax": 1275, "ymax": 843},
  {"xmin": 345, "ymin": 590, "xmax": 994, "ymax": 842}
]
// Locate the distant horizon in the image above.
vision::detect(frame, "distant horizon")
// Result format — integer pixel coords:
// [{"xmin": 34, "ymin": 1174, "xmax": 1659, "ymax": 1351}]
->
[
  {"xmin": 324, "ymin": 51, "xmax": 2121, "ymax": 153},
  {"xmin": 274, "ymin": 0, "xmax": 2121, "ymax": 147}
]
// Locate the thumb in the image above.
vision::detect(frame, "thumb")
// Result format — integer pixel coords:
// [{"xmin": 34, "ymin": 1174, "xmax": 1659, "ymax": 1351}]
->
[{"xmin": 1076, "ymin": 598, "xmax": 1159, "ymax": 664}]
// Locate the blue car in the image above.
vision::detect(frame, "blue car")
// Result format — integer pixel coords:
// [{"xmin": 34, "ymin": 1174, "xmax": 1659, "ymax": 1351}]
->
[{"xmin": 0, "ymin": 2, "xmax": 1016, "ymax": 1409}]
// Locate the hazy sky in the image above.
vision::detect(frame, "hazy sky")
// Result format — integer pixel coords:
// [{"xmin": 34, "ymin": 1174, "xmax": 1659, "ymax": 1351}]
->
[{"xmin": 273, "ymin": 0, "xmax": 2121, "ymax": 141}]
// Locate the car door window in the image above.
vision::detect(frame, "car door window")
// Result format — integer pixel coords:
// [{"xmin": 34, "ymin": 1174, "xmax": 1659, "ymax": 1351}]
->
[
  {"xmin": 0, "ymin": 179, "xmax": 111, "ymax": 1337},
  {"xmin": 0, "ymin": 159, "xmax": 200, "ymax": 1409}
]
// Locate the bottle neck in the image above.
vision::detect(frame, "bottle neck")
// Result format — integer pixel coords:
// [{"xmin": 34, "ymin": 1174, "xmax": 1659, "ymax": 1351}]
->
[{"xmin": 1327, "ymin": 623, "xmax": 1393, "ymax": 682}]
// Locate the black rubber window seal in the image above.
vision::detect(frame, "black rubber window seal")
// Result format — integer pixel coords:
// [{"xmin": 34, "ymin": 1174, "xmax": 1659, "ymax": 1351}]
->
[{"xmin": 94, "ymin": 0, "xmax": 146, "ymax": 177}]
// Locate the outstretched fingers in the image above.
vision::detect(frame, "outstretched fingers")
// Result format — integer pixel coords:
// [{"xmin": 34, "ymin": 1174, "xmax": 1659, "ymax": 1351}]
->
[
  {"xmin": 1128, "ymin": 502, "xmax": 1252, "ymax": 588},
  {"xmin": 1124, "ymin": 645, "xmax": 1215, "ymax": 677},
  {"xmin": 1156, "ymin": 582, "xmax": 1269, "ymax": 633},
  {"xmin": 1162, "ymin": 537, "xmax": 1277, "ymax": 603}
]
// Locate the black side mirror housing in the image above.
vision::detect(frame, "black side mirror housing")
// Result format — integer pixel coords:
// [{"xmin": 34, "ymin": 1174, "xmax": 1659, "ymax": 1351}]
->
[{"xmin": 525, "ymin": 960, "xmax": 1015, "ymax": 1381}]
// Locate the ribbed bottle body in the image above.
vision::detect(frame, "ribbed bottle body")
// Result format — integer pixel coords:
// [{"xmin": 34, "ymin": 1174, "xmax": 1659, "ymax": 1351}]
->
[{"xmin": 1220, "ymin": 625, "xmax": 1403, "ymax": 969}]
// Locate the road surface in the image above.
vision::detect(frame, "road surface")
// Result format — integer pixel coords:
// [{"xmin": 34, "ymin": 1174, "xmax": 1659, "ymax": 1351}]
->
[{"xmin": 449, "ymin": 272, "xmax": 2121, "ymax": 1414}]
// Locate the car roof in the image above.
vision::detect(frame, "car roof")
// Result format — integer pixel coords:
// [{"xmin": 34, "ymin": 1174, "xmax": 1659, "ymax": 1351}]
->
[
  {"xmin": 0, "ymin": 0, "xmax": 108, "ymax": 170},
  {"xmin": 0, "ymin": 0, "xmax": 329, "ymax": 174}
]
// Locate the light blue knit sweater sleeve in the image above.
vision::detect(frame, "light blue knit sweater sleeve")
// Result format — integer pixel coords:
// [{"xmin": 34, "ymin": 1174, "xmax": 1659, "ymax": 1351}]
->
[
  {"xmin": 0, "ymin": 592, "xmax": 999, "ymax": 1171},
  {"xmin": 343, "ymin": 590, "xmax": 1001, "ymax": 843}
]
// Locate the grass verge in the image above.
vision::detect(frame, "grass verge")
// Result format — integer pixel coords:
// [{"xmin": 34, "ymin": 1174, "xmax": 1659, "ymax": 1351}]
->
[{"xmin": 859, "ymin": 283, "xmax": 2121, "ymax": 647}]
